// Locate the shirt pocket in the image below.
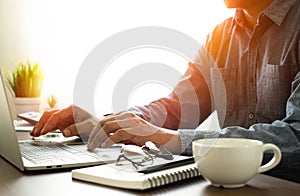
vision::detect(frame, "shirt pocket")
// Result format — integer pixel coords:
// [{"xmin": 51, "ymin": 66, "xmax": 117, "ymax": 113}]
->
[
  {"xmin": 210, "ymin": 67, "xmax": 236, "ymax": 115},
  {"xmin": 258, "ymin": 63, "xmax": 295, "ymax": 120}
]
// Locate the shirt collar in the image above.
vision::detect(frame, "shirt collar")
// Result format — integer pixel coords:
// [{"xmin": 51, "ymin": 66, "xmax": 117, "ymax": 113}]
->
[
  {"xmin": 233, "ymin": 0, "xmax": 295, "ymax": 28},
  {"xmin": 263, "ymin": 0, "xmax": 295, "ymax": 26}
]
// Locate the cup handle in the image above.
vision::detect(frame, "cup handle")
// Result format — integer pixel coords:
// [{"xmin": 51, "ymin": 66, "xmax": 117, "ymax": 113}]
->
[{"xmin": 258, "ymin": 144, "xmax": 282, "ymax": 173}]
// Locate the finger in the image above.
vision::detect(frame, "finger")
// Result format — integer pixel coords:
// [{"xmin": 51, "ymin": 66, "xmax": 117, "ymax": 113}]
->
[
  {"xmin": 87, "ymin": 112, "xmax": 141, "ymax": 151},
  {"xmin": 88, "ymin": 117, "xmax": 136, "ymax": 149},
  {"xmin": 87, "ymin": 123, "xmax": 108, "ymax": 151},
  {"xmin": 87, "ymin": 121, "xmax": 121, "ymax": 151},
  {"xmin": 88, "ymin": 121, "xmax": 103, "ymax": 144},
  {"xmin": 62, "ymin": 124, "xmax": 77, "ymax": 137},
  {"xmin": 62, "ymin": 118, "xmax": 98, "ymax": 137},
  {"xmin": 88, "ymin": 113, "xmax": 125, "ymax": 141},
  {"xmin": 86, "ymin": 113, "xmax": 117, "ymax": 140},
  {"xmin": 30, "ymin": 109, "xmax": 58, "ymax": 136},
  {"xmin": 97, "ymin": 111, "xmax": 135, "ymax": 128},
  {"xmin": 97, "ymin": 114, "xmax": 117, "ymax": 127},
  {"xmin": 101, "ymin": 129, "xmax": 134, "ymax": 148},
  {"xmin": 97, "ymin": 113, "xmax": 140, "ymax": 135},
  {"xmin": 40, "ymin": 106, "xmax": 75, "ymax": 135}
]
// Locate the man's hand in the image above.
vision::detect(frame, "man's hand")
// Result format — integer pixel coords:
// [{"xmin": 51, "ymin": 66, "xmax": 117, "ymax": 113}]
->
[
  {"xmin": 87, "ymin": 111, "xmax": 181, "ymax": 154},
  {"xmin": 30, "ymin": 105, "xmax": 97, "ymax": 138}
]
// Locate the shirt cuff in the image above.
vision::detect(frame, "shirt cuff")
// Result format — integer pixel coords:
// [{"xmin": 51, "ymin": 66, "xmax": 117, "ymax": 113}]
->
[
  {"xmin": 178, "ymin": 129, "xmax": 200, "ymax": 155},
  {"xmin": 178, "ymin": 129, "xmax": 220, "ymax": 155}
]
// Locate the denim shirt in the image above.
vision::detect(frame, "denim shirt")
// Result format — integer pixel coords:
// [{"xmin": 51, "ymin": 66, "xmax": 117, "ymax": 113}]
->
[{"xmin": 130, "ymin": 0, "xmax": 300, "ymax": 182}]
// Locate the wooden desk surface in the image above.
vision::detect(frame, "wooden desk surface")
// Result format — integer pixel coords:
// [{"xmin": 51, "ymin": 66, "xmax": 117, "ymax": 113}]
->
[{"xmin": 0, "ymin": 132, "xmax": 299, "ymax": 196}]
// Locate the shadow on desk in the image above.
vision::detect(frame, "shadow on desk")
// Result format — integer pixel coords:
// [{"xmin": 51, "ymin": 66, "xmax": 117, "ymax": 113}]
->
[
  {"xmin": 1, "ymin": 154, "xmax": 300, "ymax": 196},
  {"xmin": 71, "ymin": 173, "xmax": 300, "ymax": 196}
]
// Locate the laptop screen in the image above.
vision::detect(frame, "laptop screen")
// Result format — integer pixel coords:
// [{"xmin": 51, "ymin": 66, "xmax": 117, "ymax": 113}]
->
[{"xmin": 0, "ymin": 71, "xmax": 24, "ymax": 171}]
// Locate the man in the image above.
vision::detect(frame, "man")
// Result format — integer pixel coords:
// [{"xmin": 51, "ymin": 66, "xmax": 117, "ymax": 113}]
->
[{"xmin": 31, "ymin": 0, "xmax": 300, "ymax": 182}]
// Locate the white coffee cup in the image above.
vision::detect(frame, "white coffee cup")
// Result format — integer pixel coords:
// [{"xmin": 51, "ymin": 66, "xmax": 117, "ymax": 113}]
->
[{"xmin": 192, "ymin": 138, "xmax": 282, "ymax": 188}]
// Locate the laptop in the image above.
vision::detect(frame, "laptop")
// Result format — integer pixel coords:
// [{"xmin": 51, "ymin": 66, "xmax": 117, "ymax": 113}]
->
[{"xmin": 0, "ymin": 71, "xmax": 121, "ymax": 171}]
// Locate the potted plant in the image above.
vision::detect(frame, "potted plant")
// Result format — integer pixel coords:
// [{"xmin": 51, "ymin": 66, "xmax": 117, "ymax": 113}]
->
[
  {"xmin": 47, "ymin": 94, "xmax": 58, "ymax": 109},
  {"xmin": 5, "ymin": 59, "xmax": 44, "ymax": 115}
]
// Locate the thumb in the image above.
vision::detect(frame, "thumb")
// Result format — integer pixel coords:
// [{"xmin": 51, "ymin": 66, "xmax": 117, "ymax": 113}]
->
[
  {"xmin": 62, "ymin": 124, "xmax": 78, "ymax": 137},
  {"xmin": 63, "ymin": 118, "xmax": 98, "ymax": 137}
]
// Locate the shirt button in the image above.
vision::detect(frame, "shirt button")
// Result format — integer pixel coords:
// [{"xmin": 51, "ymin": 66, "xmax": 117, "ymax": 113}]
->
[
  {"xmin": 251, "ymin": 42, "xmax": 257, "ymax": 47},
  {"xmin": 249, "ymin": 78, "xmax": 255, "ymax": 83},
  {"xmin": 248, "ymin": 113, "xmax": 254, "ymax": 119}
]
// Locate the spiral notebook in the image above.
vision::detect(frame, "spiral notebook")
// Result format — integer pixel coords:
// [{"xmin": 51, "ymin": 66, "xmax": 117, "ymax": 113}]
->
[
  {"xmin": 71, "ymin": 112, "xmax": 221, "ymax": 190},
  {"xmin": 72, "ymin": 155, "xmax": 200, "ymax": 190}
]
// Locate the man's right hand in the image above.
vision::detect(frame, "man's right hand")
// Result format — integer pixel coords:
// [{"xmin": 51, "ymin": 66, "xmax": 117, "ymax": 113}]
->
[{"xmin": 30, "ymin": 105, "xmax": 97, "ymax": 138}]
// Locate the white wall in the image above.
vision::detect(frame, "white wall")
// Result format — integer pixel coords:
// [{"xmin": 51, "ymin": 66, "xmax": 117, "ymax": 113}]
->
[{"xmin": 0, "ymin": 0, "xmax": 234, "ymax": 116}]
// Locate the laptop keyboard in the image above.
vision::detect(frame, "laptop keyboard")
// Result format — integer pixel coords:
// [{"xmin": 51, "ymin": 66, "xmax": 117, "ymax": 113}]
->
[{"xmin": 19, "ymin": 141, "xmax": 100, "ymax": 165}]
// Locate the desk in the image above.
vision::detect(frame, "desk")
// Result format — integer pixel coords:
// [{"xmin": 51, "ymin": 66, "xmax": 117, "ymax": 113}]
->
[{"xmin": 1, "ymin": 132, "xmax": 300, "ymax": 196}]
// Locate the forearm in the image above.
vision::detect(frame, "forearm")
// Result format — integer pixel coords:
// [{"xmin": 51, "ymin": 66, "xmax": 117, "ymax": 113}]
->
[{"xmin": 179, "ymin": 121, "xmax": 300, "ymax": 156}]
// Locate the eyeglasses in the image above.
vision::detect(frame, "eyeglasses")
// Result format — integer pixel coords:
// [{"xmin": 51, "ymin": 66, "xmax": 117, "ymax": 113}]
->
[{"xmin": 116, "ymin": 141, "xmax": 174, "ymax": 170}]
